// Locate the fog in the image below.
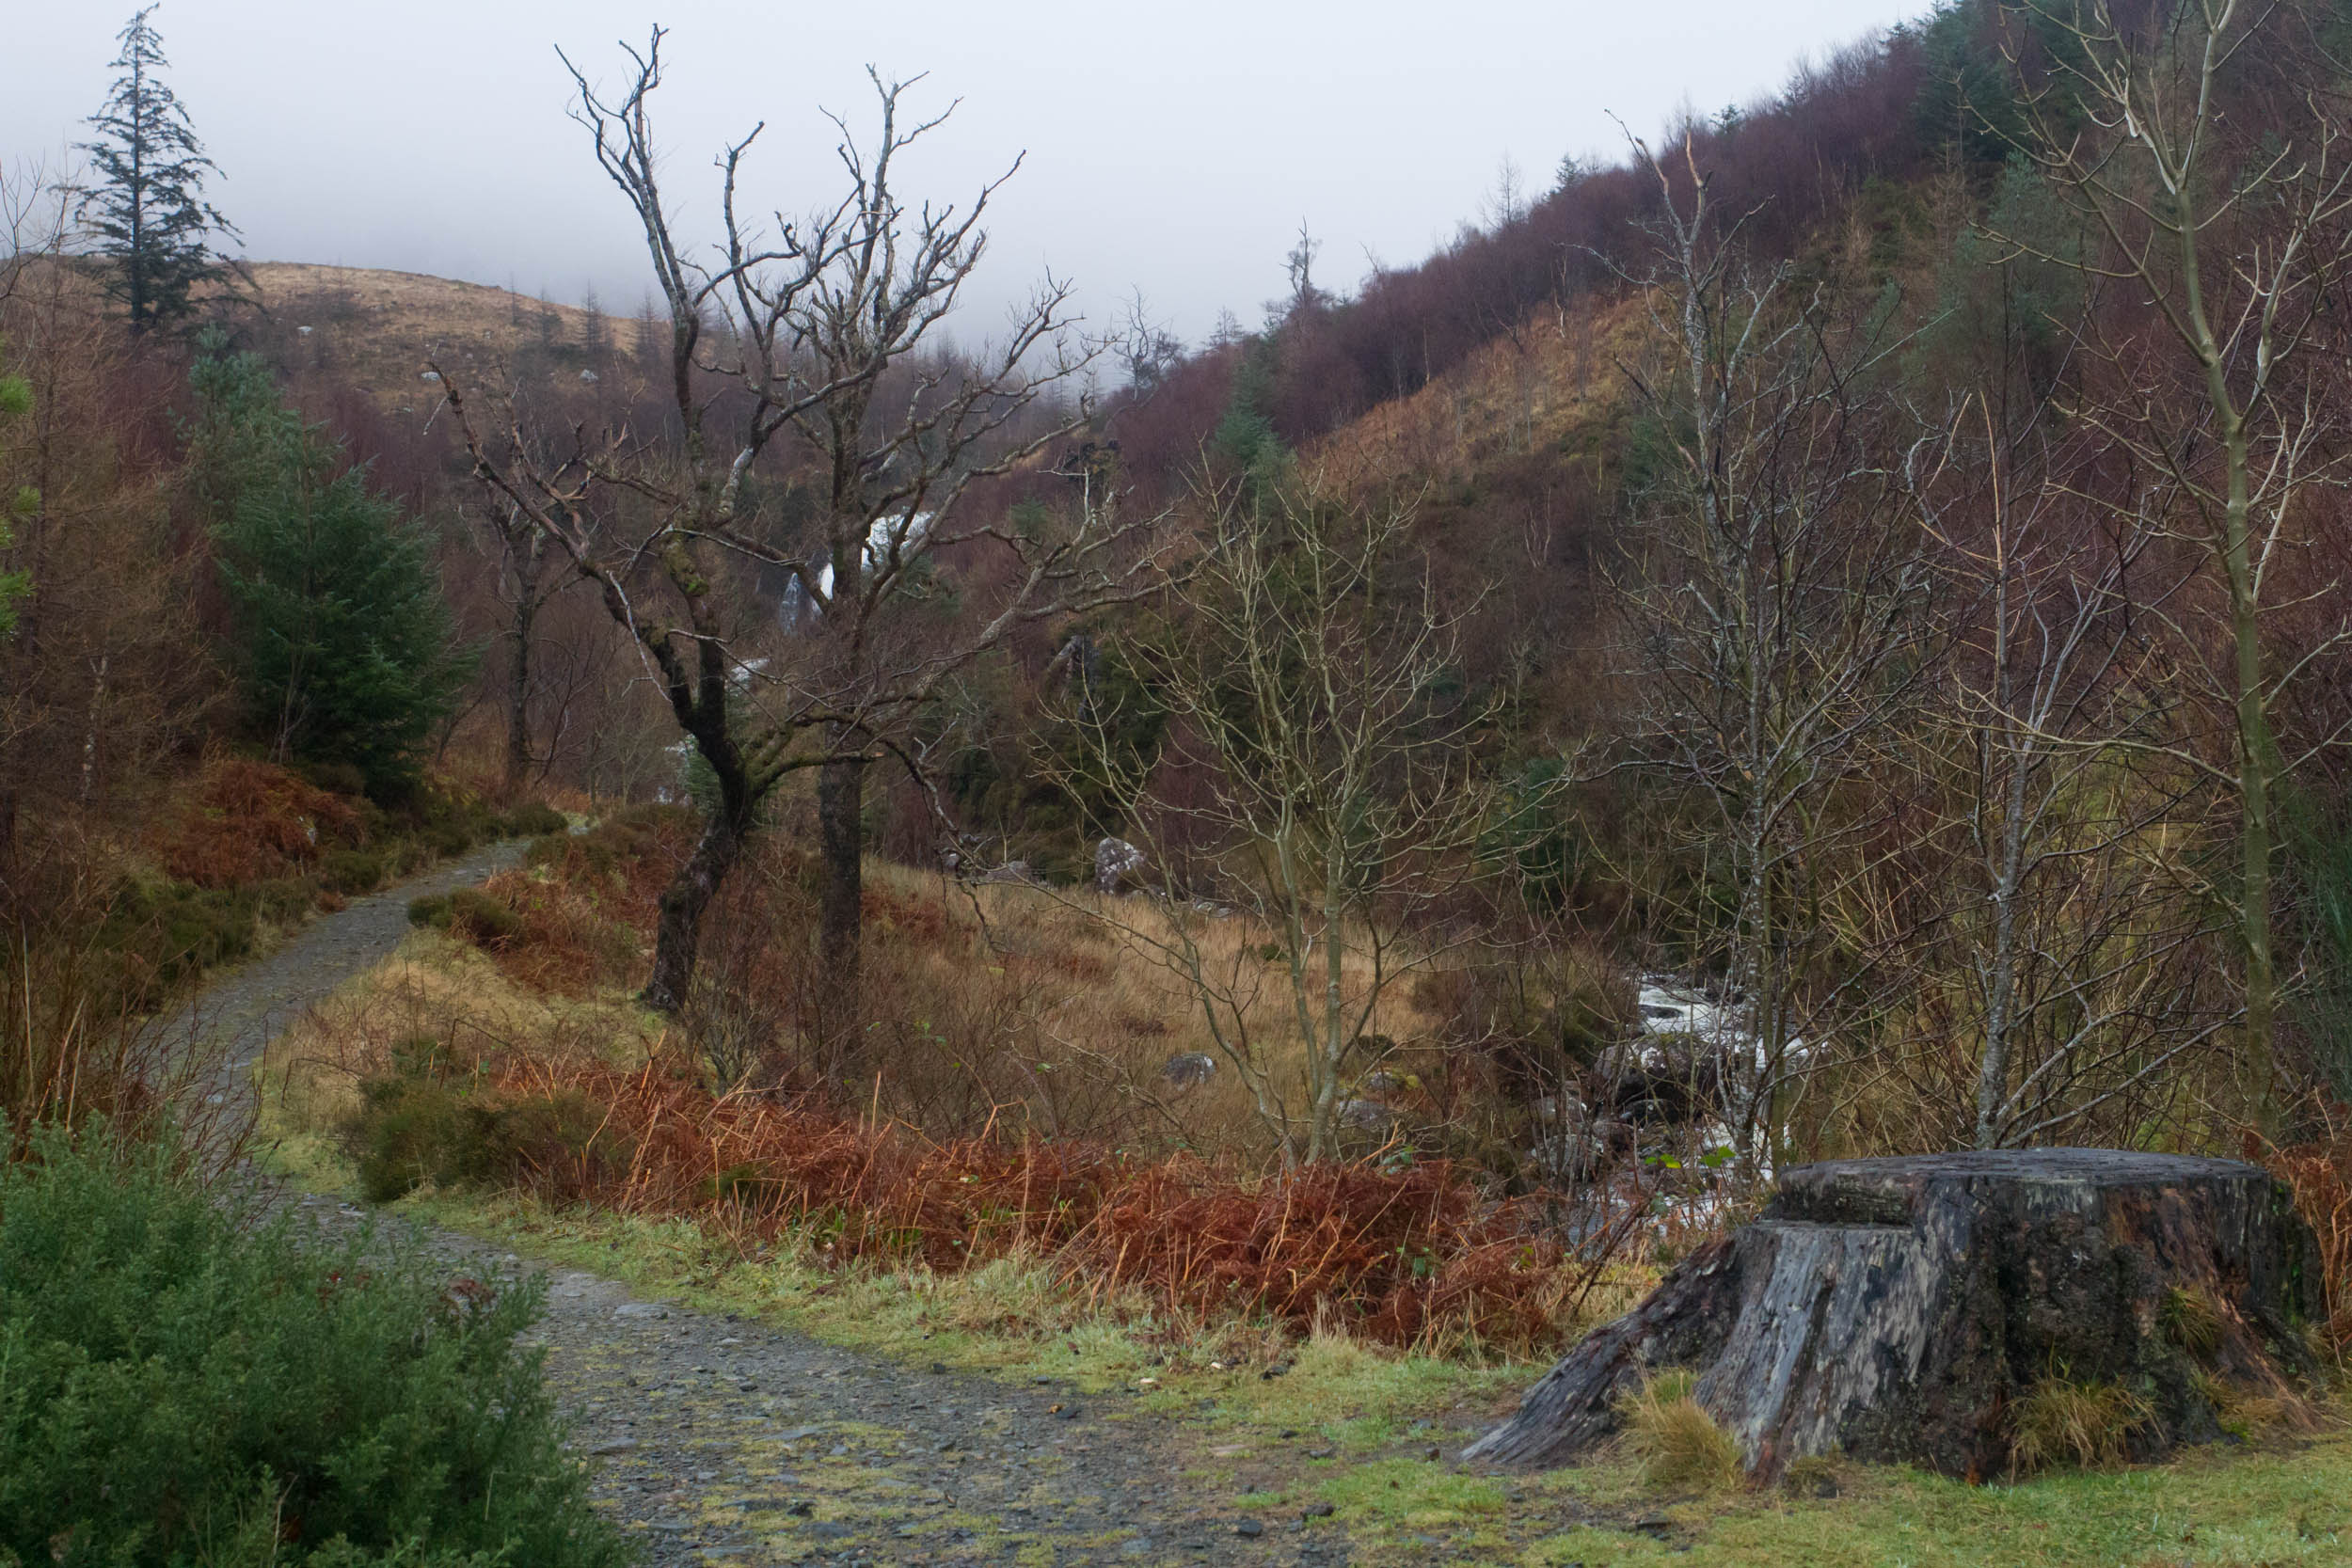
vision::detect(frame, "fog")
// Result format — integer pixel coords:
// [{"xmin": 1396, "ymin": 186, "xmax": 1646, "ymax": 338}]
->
[{"xmin": 6, "ymin": 0, "xmax": 1930, "ymax": 345}]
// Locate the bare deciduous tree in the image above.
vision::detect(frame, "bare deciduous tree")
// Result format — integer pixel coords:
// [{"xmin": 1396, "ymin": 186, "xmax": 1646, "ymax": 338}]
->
[
  {"xmin": 441, "ymin": 33, "xmax": 1159, "ymax": 1084},
  {"xmin": 1908, "ymin": 400, "xmax": 2232, "ymax": 1149},
  {"xmin": 1056, "ymin": 477, "xmax": 1508, "ymax": 1166},
  {"xmin": 1607, "ymin": 133, "xmax": 1933, "ymax": 1170},
  {"xmin": 1994, "ymin": 0, "xmax": 2352, "ymax": 1131}
]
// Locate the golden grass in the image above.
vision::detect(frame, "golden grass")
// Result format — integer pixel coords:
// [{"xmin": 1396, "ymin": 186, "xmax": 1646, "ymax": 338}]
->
[
  {"xmin": 236, "ymin": 262, "xmax": 616, "ymax": 406},
  {"xmin": 866, "ymin": 861, "xmax": 1443, "ymax": 1159},
  {"xmin": 2163, "ymin": 1283, "xmax": 2227, "ymax": 1361},
  {"xmin": 1308, "ymin": 292, "xmax": 1648, "ymax": 490},
  {"xmin": 1616, "ymin": 1368, "xmax": 1746, "ymax": 1491},
  {"xmin": 2009, "ymin": 1370, "xmax": 2156, "ymax": 1475}
]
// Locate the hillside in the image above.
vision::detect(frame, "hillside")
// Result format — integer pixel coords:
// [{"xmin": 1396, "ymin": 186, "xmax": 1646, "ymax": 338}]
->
[{"xmin": 235, "ymin": 261, "xmax": 631, "ymax": 408}]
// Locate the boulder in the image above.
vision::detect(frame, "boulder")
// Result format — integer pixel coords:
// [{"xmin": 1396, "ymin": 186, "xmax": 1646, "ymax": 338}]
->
[
  {"xmin": 1160, "ymin": 1052, "xmax": 1216, "ymax": 1090},
  {"xmin": 1467, "ymin": 1148, "xmax": 2325, "ymax": 1481}
]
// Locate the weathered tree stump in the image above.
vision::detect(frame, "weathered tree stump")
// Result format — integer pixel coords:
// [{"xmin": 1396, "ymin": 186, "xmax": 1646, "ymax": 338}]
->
[{"xmin": 1468, "ymin": 1149, "xmax": 2325, "ymax": 1480}]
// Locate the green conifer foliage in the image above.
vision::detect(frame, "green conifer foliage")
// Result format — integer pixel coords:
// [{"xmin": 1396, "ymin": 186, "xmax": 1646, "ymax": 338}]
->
[
  {"xmin": 77, "ymin": 6, "xmax": 238, "ymax": 334},
  {"xmin": 188, "ymin": 341, "xmax": 472, "ymax": 791}
]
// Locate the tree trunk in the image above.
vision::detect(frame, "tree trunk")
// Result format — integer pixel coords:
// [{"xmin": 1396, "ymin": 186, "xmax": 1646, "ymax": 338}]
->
[
  {"xmin": 1467, "ymin": 1149, "xmax": 2324, "ymax": 1481},
  {"xmin": 816, "ymin": 750, "xmax": 866, "ymax": 1086},
  {"xmin": 503, "ymin": 576, "xmax": 538, "ymax": 800},
  {"xmin": 642, "ymin": 806, "xmax": 744, "ymax": 1016}
]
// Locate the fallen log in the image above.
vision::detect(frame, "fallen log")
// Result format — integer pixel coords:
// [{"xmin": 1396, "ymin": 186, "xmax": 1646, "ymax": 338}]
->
[{"xmin": 1467, "ymin": 1148, "xmax": 2325, "ymax": 1480}]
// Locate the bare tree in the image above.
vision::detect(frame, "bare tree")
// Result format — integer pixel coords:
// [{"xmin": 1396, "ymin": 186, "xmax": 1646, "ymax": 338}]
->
[
  {"xmin": 1993, "ymin": 0, "xmax": 2352, "ymax": 1132},
  {"xmin": 459, "ymin": 491, "xmax": 575, "ymax": 800},
  {"xmin": 441, "ymin": 32, "xmax": 1158, "ymax": 1082},
  {"xmin": 1055, "ymin": 477, "xmax": 1507, "ymax": 1166},
  {"xmin": 1904, "ymin": 396, "xmax": 2233, "ymax": 1149},
  {"xmin": 1606, "ymin": 133, "xmax": 1933, "ymax": 1170}
]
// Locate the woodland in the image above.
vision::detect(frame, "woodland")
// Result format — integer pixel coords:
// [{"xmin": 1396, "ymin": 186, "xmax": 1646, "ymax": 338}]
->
[{"xmin": 7, "ymin": 1, "xmax": 2352, "ymax": 1564}]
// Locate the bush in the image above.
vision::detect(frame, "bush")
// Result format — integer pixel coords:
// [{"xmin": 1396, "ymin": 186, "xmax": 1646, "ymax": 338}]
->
[
  {"xmin": 501, "ymin": 802, "xmax": 571, "ymax": 838},
  {"xmin": 321, "ymin": 847, "xmax": 388, "ymax": 896},
  {"xmin": 156, "ymin": 757, "xmax": 363, "ymax": 889},
  {"xmin": 99, "ymin": 876, "xmax": 318, "ymax": 996},
  {"xmin": 0, "ymin": 1128, "xmax": 629, "ymax": 1567},
  {"xmin": 342, "ymin": 1072, "xmax": 632, "ymax": 1205},
  {"xmin": 405, "ymin": 889, "xmax": 524, "ymax": 950}
]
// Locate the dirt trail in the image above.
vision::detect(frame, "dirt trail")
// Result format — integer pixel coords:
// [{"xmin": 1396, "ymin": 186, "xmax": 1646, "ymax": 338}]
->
[{"xmin": 183, "ymin": 847, "xmax": 1431, "ymax": 1567}]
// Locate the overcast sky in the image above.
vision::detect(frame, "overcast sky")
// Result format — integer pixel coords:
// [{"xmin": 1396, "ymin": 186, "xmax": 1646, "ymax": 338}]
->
[{"xmin": 7, "ymin": 0, "xmax": 1930, "ymax": 347}]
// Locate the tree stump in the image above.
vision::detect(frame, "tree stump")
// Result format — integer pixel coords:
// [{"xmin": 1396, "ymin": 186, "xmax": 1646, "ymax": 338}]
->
[{"xmin": 1468, "ymin": 1149, "xmax": 2326, "ymax": 1480}]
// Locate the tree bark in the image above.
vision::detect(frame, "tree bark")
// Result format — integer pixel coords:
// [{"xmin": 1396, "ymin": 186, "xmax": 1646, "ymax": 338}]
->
[
  {"xmin": 1468, "ymin": 1149, "xmax": 2324, "ymax": 1481},
  {"xmin": 816, "ymin": 749, "xmax": 866, "ymax": 1085},
  {"xmin": 642, "ymin": 806, "xmax": 745, "ymax": 1016},
  {"xmin": 503, "ymin": 562, "xmax": 539, "ymax": 800}
]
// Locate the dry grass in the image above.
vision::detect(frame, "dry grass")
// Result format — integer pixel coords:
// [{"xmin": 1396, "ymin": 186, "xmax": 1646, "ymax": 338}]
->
[
  {"xmin": 2008, "ymin": 1369, "xmax": 2155, "ymax": 1475},
  {"xmin": 269, "ymin": 929, "xmax": 1615, "ymax": 1357},
  {"xmin": 238, "ymin": 262, "xmax": 611, "ymax": 407},
  {"xmin": 2274, "ymin": 1110, "xmax": 2352, "ymax": 1358},
  {"xmin": 266, "ymin": 811, "xmax": 1667, "ymax": 1359},
  {"xmin": 475, "ymin": 810, "xmax": 1448, "ymax": 1160},
  {"xmin": 1615, "ymin": 1368, "xmax": 1745, "ymax": 1491},
  {"xmin": 2162, "ymin": 1282, "xmax": 2227, "ymax": 1361},
  {"xmin": 1309, "ymin": 292, "xmax": 1647, "ymax": 491}
]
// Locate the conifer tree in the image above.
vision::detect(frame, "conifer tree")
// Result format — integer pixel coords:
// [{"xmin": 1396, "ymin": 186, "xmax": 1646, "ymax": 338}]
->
[
  {"xmin": 78, "ymin": 6, "xmax": 236, "ymax": 334},
  {"xmin": 189, "ymin": 341, "xmax": 471, "ymax": 791}
]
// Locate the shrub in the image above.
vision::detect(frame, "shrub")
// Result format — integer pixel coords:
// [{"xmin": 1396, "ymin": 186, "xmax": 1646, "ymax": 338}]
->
[
  {"xmin": 1614, "ymin": 1368, "xmax": 1744, "ymax": 1490},
  {"xmin": 0, "ymin": 1127, "xmax": 628, "ymax": 1567},
  {"xmin": 2009, "ymin": 1368, "xmax": 2155, "ymax": 1474},
  {"xmin": 405, "ymin": 889, "xmax": 524, "ymax": 950},
  {"xmin": 155, "ymin": 757, "xmax": 362, "ymax": 889},
  {"xmin": 99, "ymin": 876, "xmax": 318, "ymax": 996},
  {"xmin": 321, "ymin": 847, "xmax": 388, "ymax": 896},
  {"xmin": 447, "ymin": 888, "xmax": 525, "ymax": 948},
  {"xmin": 501, "ymin": 802, "xmax": 571, "ymax": 838},
  {"xmin": 342, "ymin": 1073, "xmax": 632, "ymax": 1205}
]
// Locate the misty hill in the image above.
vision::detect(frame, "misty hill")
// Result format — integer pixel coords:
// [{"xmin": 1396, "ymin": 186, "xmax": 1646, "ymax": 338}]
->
[{"xmin": 237, "ymin": 261, "xmax": 640, "ymax": 408}]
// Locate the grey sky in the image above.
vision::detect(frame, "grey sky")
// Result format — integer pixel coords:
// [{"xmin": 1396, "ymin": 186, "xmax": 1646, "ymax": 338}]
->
[{"xmin": 8, "ymin": 0, "xmax": 1930, "ymax": 348}]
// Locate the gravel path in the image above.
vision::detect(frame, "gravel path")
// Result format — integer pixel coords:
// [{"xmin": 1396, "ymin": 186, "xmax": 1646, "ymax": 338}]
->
[
  {"xmin": 167, "ymin": 839, "xmax": 529, "ymax": 1106},
  {"xmin": 183, "ymin": 846, "xmax": 1439, "ymax": 1568}
]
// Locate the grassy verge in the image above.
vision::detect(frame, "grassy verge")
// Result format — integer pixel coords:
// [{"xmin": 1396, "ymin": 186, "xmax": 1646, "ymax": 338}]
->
[
  {"xmin": 263, "ymin": 1124, "xmax": 2352, "ymax": 1568},
  {"xmin": 256, "ymin": 935, "xmax": 2352, "ymax": 1567}
]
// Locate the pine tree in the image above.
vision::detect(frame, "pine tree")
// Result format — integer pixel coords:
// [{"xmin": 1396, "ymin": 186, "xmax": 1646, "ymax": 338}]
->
[
  {"xmin": 189, "ymin": 341, "xmax": 472, "ymax": 791},
  {"xmin": 78, "ymin": 6, "xmax": 237, "ymax": 334}
]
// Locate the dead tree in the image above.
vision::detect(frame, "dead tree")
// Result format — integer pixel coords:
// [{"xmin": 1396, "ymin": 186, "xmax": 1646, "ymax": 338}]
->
[{"xmin": 441, "ymin": 32, "xmax": 1158, "ymax": 1069}]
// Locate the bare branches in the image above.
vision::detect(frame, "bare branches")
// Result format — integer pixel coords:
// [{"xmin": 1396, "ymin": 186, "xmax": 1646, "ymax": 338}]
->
[
  {"xmin": 1984, "ymin": 0, "xmax": 2352, "ymax": 1130},
  {"xmin": 1607, "ymin": 139, "xmax": 1932, "ymax": 1170},
  {"xmin": 1044, "ymin": 476, "xmax": 1511, "ymax": 1165},
  {"xmin": 444, "ymin": 34, "xmax": 1163, "ymax": 1043}
]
